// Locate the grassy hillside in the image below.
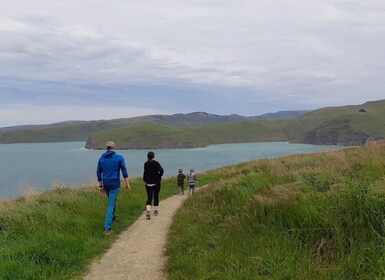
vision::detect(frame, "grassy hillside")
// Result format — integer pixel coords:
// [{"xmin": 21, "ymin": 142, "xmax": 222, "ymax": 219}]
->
[
  {"xmin": 190, "ymin": 120, "xmax": 290, "ymax": 144},
  {"xmin": 257, "ymin": 110, "xmax": 311, "ymax": 120},
  {"xmin": 0, "ymin": 112, "xmax": 249, "ymax": 144},
  {"xmin": 2, "ymin": 144, "xmax": 385, "ymax": 279},
  {"xmin": 85, "ymin": 123, "xmax": 209, "ymax": 149},
  {"xmin": 0, "ymin": 122, "xmax": 104, "ymax": 143},
  {"xmin": 85, "ymin": 120, "xmax": 298, "ymax": 149},
  {"xmin": 1, "ymin": 99, "xmax": 384, "ymax": 147},
  {"xmin": 165, "ymin": 143, "xmax": 385, "ymax": 279},
  {"xmin": 302, "ymin": 100, "xmax": 385, "ymax": 145},
  {"xmin": 0, "ymin": 177, "xmax": 178, "ymax": 280},
  {"xmin": 85, "ymin": 99, "xmax": 385, "ymax": 149}
]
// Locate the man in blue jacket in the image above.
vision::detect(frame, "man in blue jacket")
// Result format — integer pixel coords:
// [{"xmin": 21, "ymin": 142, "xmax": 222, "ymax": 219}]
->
[{"xmin": 97, "ymin": 141, "xmax": 130, "ymax": 235}]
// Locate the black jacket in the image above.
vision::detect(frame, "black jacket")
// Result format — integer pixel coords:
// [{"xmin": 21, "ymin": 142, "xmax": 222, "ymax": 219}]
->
[{"xmin": 143, "ymin": 160, "xmax": 164, "ymax": 184}]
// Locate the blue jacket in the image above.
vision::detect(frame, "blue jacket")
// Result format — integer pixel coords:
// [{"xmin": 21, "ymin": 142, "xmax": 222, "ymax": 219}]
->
[{"xmin": 97, "ymin": 151, "xmax": 128, "ymax": 190}]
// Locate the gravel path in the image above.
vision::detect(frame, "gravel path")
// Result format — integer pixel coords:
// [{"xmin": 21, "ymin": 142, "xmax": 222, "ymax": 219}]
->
[{"xmin": 84, "ymin": 192, "xmax": 189, "ymax": 280}]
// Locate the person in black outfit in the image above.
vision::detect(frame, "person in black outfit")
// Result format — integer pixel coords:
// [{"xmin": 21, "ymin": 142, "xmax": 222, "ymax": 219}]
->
[
  {"xmin": 143, "ymin": 151, "xmax": 164, "ymax": 220},
  {"xmin": 177, "ymin": 168, "xmax": 186, "ymax": 195}
]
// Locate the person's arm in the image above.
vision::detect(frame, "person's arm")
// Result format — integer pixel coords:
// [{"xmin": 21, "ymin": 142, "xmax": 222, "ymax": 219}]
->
[
  {"xmin": 96, "ymin": 159, "xmax": 104, "ymax": 195},
  {"xmin": 120, "ymin": 157, "xmax": 130, "ymax": 191},
  {"xmin": 124, "ymin": 177, "xmax": 130, "ymax": 191},
  {"xmin": 143, "ymin": 162, "xmax": 147, "ymax": 182},
  {"xmin": 96, "ymin": 159, "xmax": 102, "ymax": 184},
  {"xmin": 158, "ymin": 162, "xmax": 164, "ymax": 177}
]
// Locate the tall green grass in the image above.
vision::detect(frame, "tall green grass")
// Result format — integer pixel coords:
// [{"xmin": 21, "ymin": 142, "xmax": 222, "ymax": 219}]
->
[
  {"xmin": 165, "ymin": 144, "xmax": 385, "ymax": 279},
  {"xmin": 0, "ymin": 177, "xmax": 177, "ymax": 280},
  {"xmin": 3, "ymin": 144, "xmax": 385, "ymax": 279}
]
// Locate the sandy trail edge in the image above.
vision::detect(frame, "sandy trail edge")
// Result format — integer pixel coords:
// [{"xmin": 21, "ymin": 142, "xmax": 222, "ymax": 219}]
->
[{"xmin": 84, "ymin": 193, "xmax": 189, "ymax": 280}]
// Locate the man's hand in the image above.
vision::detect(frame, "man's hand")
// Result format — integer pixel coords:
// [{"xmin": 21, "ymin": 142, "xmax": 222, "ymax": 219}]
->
[
  {"xmin": 99, "ymin": 186, "xmax": 105, "ymax": 196},
  {"xmin": 124, "ymin": 178, "xmax": 130, "ymax": 191}
]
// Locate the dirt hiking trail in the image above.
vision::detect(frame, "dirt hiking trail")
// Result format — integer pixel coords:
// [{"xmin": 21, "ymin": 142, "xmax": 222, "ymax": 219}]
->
[{"xmin": 84, "ymin": 192, "xmax": 190, "ymax": 280}]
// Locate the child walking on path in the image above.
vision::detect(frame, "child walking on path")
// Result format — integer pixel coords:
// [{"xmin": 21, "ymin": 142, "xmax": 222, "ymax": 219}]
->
[
  {"xmin": 187, "ymin": 169, "xmax": 197, "ymax": 194},
  {"xmin": 177, "ymin": 168, "xmax": 186, "ymax": 195}
]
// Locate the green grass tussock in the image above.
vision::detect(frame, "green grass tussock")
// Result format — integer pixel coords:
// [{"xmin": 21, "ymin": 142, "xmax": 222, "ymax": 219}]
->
[{"xmin": 165, "ymin": 144, "xmax": 385, "ymax": 279}]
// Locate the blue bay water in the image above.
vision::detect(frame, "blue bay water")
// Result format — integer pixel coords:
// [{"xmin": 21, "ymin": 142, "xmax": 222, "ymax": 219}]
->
[{"xmin": 0, "ymin": 141, "xmax": 344, "ymax": 199}]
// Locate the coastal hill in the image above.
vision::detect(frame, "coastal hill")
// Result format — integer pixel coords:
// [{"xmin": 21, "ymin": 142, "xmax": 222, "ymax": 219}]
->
[
  {"xmin": 84, "ymin": 99, "xmax": 385, "ymax": 149},
  {"xmin": 1, "ymin": 99, "xmax": 385, "ymax": 148},
  {"xmin": 0, "ymin": 110, "xmax": 307, "ymax": 144}
]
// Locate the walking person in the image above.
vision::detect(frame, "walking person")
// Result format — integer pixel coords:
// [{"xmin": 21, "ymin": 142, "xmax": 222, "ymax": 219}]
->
[
  {"xmin": 187, "ymin": 169, "xmax": 197, "ymax": 194},
  {"xmin": 143, "ymin": 151, "xmax": 164, "ymax": 220},
  {"xmin": 97, "ymin": 141, "xmax": 130, "ymax": 236},
  {"xmin": 177, "ymin": 168, "xmax": 186, "ymax": 195}
]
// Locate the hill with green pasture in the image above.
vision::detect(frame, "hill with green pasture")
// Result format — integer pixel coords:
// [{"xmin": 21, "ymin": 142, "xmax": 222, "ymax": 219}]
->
[
  {"xmin": 301, "ymin": 99, "xmax": 385, "ymax": 145},
  {"xmin": 0, "ymin": 112, "xmax": 254, "ymax": 144},
  {"xmin": 0, "ymin": 110, "xmax": 312, "ymax": 144},
  {"xmin": 85, "ymin": 99, "xmax": 385, "ymax": 149},
  {"xmin": 85, "ymin": 123, "xmax": 209, "ymax": 149},
  {"xmin": 85, "ymin": 120, "xmax": 290, "ymax": 149},
  {"xmin": 1, "ymin": 99, "xmax": 385, "ymax": 147}
]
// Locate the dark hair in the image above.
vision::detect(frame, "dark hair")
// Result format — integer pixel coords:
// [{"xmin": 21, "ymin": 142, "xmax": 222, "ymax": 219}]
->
[{"xmin": 147, "ymin": 151, "xmax": 155, "ymax": 160}]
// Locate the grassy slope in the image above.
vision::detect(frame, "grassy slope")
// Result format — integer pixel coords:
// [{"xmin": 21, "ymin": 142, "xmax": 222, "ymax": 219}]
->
[
  {"xmin": 334, "ymin": 104, "xmax": 385, "ymax": 136},
  {"xmin": 85, "ymin": 99, "xmax": 385, "ymax": 149},
  {"xmin": 165, "ymin": 144, "xmax": 385, "ymax": 279},
  {"xmin": 1, "ymin": 100, "xmax": 385, "ymax": 146},
  {"xmin": 0, "ymin": 113, "xmax": 247, "ymax": 144},
  {"xmin": 2, "ymin": 145, "xmax": 385, "ymax": 279},
  {"xmin": 85, "ymin": 119, "xmax": 298, "ymax": 149},
  {"xmin": 85, "ymin": 119, "xmax": 306, "ymax": 149},
  {"xmin": 301, "ymin": 101, "xmax": 385, "ymax": 145},
  {"xmin": 85, "ymin": 123, "xmax": 209, "ymax": 149},
  {"xmin": 190, "ymin": 120, "xmax": 289, "ymax": 144},
  {"xmin": 0, "ymin": 177, "xmax": 178, "ymax": 280},
  {"xmin": 0, "ymin": 121, "xmax": 112, "ymax": 143}
]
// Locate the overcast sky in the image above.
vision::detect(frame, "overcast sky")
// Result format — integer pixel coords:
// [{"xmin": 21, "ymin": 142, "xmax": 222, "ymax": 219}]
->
[{"xmin": 0, "ymin": 0, "xmax": 384, "ymax": 127}]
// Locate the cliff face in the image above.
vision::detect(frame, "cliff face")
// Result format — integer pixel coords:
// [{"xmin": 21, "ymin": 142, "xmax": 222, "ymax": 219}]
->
[
  {"xmin": 84, "ymin": 136, "xmax": 102, "ymax": 149},
  {"xmin": 304, "ymin": 129, "xmax": 369, "ymax": 146},
  {"xmin": 303, "ymin": 119, "xmax": 370, "ymax": 146}
]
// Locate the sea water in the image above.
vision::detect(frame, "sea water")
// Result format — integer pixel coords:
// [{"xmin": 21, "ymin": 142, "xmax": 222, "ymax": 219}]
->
[{"xmin": 0, "ymin": 141, "xmax": 344, "ymax": 199}]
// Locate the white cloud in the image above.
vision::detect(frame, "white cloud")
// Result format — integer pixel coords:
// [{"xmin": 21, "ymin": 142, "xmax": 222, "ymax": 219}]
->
[
  {"xmin": 0, "ymin": 17, "xmax": 33, "ymax": 32},
  {"xmin": 0, "ymin": 0, "xmax": 384, "ymax": 126}
]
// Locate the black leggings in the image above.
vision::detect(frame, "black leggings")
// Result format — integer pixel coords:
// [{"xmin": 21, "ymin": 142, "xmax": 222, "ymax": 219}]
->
[{"xmin": 146, "ymin": 183, "xmax": 161, "ymax": 206}]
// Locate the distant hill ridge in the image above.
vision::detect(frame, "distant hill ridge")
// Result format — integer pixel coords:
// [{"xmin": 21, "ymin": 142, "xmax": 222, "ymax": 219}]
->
[
  {"xmin": 0, "ymin": 110, "xmax": 308, "ymax": 144},
  {"xmin": 84, "ymin": 99, "xmax": 385, "ymax": 149},
  {"xmin": 1, "ymin": 100, "xmax": 385, "ymax": 148}
]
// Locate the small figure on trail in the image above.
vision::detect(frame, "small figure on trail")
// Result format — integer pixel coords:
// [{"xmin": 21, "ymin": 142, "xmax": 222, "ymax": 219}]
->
[
  {"xmin": 177, "ymin": 168, "xmax": 186, "ymax": 195},
  {"xmin": 143, "ymin": 151, "xmax": 164, "ymax": 220},
  {"xmin": 97, "ymin": 141, "xmax": 130, "ymax": 236},
  {"xmin": 187, "ymin": 169, "xmax": 197, "ymax": 194}
]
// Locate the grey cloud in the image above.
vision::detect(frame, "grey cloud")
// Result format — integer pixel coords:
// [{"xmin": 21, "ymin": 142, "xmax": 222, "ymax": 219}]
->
[
  {"xmin": 0, "ymin": 16, "xmax": 153, "ymax": 83},
  {"xmin": 0, "ymin": 1, "xmax": 384, "ymax": 126}
]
